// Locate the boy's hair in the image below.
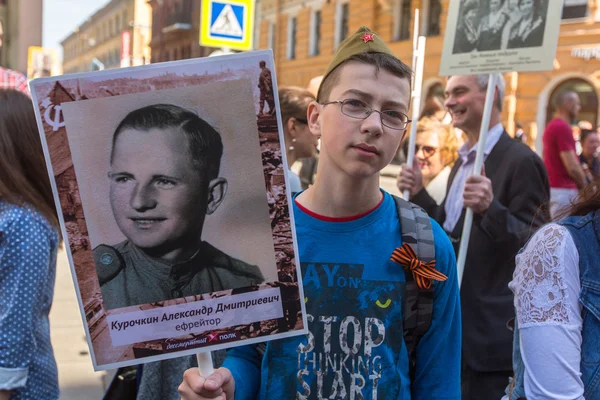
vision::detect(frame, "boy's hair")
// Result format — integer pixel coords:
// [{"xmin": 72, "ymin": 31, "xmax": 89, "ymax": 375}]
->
[
  {"xmin": 111, "ymin": 104, "xmax": 223, "ymax": 180},
  {"xmin": 317, "ymin": 52, "xmax": 413, "ymax": 103}
]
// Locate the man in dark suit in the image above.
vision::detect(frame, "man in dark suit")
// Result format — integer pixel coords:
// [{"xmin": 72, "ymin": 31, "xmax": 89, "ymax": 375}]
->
[{"xmin": 398, "ymin": 73, "xmax": 550, "ymax": 400}]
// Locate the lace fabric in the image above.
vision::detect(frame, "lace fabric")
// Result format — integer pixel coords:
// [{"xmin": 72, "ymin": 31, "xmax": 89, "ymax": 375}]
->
[{"xmin": 511, "ymin": 224, "xmax": 573, "ymax": 328}]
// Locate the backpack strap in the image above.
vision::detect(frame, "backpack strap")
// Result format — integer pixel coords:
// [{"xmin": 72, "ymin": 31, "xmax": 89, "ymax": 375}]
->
[{"xmin": 392, "ymin": 195, "xmax": 435, "ymax": 383}]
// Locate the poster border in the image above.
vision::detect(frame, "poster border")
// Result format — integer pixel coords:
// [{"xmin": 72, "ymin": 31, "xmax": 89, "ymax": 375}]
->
[{"xmin": 29, "ymin": 50, "xmax": 308, "ymax": 371}]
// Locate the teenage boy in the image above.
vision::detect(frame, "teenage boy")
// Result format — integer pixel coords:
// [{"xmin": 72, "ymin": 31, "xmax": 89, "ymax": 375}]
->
[{"xmin": 178, "ymin": 27, "xmax": 461, "ymax": 400}]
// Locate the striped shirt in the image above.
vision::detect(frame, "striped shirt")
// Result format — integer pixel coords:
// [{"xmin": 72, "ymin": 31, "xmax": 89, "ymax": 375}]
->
[
  {"xmin": 0, "ymin": 67, "xmax": 29, "ymax": 95},
  {"xmin": 443, "ymin": 123, "xmax": 504, "ymax": 233}
]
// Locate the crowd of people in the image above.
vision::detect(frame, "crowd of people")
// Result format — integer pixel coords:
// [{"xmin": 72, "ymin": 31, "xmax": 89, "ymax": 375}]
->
[{"xmin": 1, "ymin": 22, "xmax": 600, "ymax": 400}]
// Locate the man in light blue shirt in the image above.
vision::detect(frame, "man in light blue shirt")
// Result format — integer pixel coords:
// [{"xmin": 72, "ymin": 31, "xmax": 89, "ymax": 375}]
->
[{"xmin": 399, "ymin": 73, "xmax": 550, "ymax": 400}]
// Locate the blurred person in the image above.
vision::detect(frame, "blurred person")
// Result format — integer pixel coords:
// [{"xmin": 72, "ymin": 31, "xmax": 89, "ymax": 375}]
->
[
  {"xmin": 543, "ymin": 91, "xmax": 587, "ymax": 218},
  {"xmin": 580, "ymin": 129, "xmax": 600, "ymax": 182},
  {"xmin": 505, "ymin": 182, "xmax": 600, "ymax": 399},
  {"xmin": 278, "ymin": 86, "xmax": 319, "ymax": 193},
  {"xmin": 398, "ymin": 73, "xmax": 550, "ymax": 400},
  {"xmin": 420, "ymin": 94, "xmax": 448, "ymax": 120},
  {"xmin": 306, "ymin": 75, "xmax": 323, "ymax": 98},
  {"xmin": 0, "ymin": 22, "xmax": 29, "ymax": 95},
  {"xmin": 298, "ymin": 77, "xmax": 325, "ymax": 189},
  {"xmin": 579, "ymin": 120, "xmax": 593, "ymax": 131},
  {"xmin": 506, "ymin": 0, "xmax": 545, "ymax": 49},
  {"xmin": 406, "ymin": 117, "xmax": 460, "ymax": 204},
  {"xmin": 0, "ymin": 89, "xmax": 60, "ymax": 400}
]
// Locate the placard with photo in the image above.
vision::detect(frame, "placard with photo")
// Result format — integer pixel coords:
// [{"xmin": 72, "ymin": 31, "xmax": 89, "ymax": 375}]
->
[
  {"xmin": 440, "ymin": 0, "xmax": 563, "ymax": 76},
  {"xmin": 29, "ymin": 50, "xmax": 307, "ymax": 370}
]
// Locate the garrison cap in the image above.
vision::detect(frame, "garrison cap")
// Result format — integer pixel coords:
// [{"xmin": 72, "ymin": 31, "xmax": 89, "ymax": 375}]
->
[{"xmin": 317, "ymin": 26, "xmax": 398, "ymax": 100}]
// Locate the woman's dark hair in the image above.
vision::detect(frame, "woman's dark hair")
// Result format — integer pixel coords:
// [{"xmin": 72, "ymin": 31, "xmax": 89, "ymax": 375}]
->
[
  {"xmin": 0, "ymin": 89, "xmax": 59, "ymax": 228},
  {"xmin": 580, "ymin": 129, "xmax": 597, "ymax": 145},
  {"xmin": 278, "ymin": 86, "xmax": 315, "ymax": 124},
  {"xmin": 561, "ymin": 181, "xmax": 600, "ymax": 218}
]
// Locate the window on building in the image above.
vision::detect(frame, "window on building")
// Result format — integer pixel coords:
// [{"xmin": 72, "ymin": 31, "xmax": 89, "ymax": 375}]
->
[
  {"xmin": 426, "ymin": 0, "xmax": 441, "ymax": 36},
  {"xmin": 394, "ymin": 0, "xmax": 411, "ymax": 41},
  {"xmin": 123, "ymin": 10, "xmax": 128, "ymax": 27},
  {"xmin": 309, "ymin": 10, "xmax": 321, "ymax": 56},
  {"xmin": 268, "ymin": 22, "xmax": 276, "ymax": 51},
  {"xmin": 562, "ymin": 2, "xmax": 588, "ymax": 19},
  {"xmin": 109, "ymin": 20, "xmax": 113, "ymax": 37},
  {"xmin": 340, "ymin": 4, "xmax": 349, "ymax": 42},
  {"xmin": 173, "ymin": 47, "xmax": 179, "ymax": 60},
  {"xmin": 116, "ymin": 15, "xmax": 120, "ymax": 32},
  {"xmin": 334, "ymin": 2, "xmax": 349, "ymax": 50},
  {"xmin": 152, "ymin": 7, "xmax": 160, "ymax": 37},
  {"xmin": 287, "ymin": 16, "xmax": 297, "ymax": 60}
]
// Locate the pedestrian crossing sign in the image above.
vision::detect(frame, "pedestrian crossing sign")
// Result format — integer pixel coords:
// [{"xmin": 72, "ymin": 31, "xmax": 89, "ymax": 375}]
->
[{"xmin": 200, "ymin": 0, "xmax": 254, "ymax": 51}]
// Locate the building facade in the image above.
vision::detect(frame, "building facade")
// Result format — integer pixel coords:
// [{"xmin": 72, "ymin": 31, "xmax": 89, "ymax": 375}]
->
[
  {"xmin": 0, "ymin": 0, "xmax": 43, "ymax": 73},
  {"xmin": 62, "ymin": 0, "xmax": 151, "ymax": 74},
  {"xmin": 256, "ymin": 0, "xmax": 600, "ymax": 153},
  {"xmin": 147, "ymin": 0, "xmax": 215, "ymax": 63}
]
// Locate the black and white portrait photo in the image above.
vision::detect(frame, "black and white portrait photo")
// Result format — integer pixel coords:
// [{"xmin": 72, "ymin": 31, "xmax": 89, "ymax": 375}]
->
[
  {"xmin": 441, "ymin": 0, "xmax": 560, "ymax": 75},
  {"xmin": 92, "ymin": 103, "xmax": 264, "ymax": 309},
  {"xmin": 61, "ymin": 81, "xmax": 278, "ymax": 310},
  {"xmin": 452, "ymin": 0, "xmax": 549, "ymax": 55}
]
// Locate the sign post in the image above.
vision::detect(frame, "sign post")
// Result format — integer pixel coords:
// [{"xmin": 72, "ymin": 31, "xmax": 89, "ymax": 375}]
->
[{"xmin": 200, "ymin": 0, "xmax": 255, "ymax": 51}]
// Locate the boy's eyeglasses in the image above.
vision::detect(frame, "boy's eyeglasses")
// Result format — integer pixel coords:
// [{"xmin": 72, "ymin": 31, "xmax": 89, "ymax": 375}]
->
[
  {"xmin": 415, "ymin": 144, "xmax": 438, "ymax": 158},
  {"xmin": 321, "ymin": 98, "xmax": 411, "ymax": 130}
]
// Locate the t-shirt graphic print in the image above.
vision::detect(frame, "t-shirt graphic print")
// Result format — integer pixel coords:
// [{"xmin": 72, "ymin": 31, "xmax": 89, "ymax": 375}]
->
[{"xmin": 266, "ymin": 262, "xmax": 405, "ymax": 399}]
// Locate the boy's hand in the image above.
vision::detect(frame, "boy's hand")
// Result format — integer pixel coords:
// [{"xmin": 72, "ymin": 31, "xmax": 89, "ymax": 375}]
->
[
  {"xmin": 397, "ymin": 159, "xmax": 424, "ymax": 196},
  {"xmin": 178, "ymin": 368, "xmax": 235, "ymax": 400}
]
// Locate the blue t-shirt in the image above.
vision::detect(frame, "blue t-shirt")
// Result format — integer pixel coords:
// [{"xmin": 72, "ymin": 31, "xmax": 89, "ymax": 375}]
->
[
  {"xmin": 225, "ymin": 191, "xmax": 461, "ymax": 399},
  {"xmin": 0, "ymin": 202, "xmax": 60, "ymax": 400}
]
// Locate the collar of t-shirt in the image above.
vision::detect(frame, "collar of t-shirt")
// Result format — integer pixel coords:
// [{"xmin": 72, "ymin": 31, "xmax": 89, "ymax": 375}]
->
[
  {"xmin": 443, "ymin": 123, "xmax": 504, "ymax": 234},
  {"xmin": 294, "ymin": 192, "xmax": 384, "ymax": 222}
]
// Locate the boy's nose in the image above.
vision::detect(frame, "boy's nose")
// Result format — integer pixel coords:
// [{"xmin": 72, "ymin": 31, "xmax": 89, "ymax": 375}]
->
[{"xmin": 361, "ymin": 111, "xmax": 384, "ymax": 137}]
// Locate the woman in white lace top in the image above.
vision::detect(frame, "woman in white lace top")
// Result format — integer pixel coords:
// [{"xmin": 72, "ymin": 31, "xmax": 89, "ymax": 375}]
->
[{"xmin": 506, "ymin": 182, "xmax": 600, "ymax": 399}]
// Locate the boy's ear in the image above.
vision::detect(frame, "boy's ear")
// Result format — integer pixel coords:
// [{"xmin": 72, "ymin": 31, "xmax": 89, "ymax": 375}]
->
[
  {"xmin": 307, "ymin": 100, "xmax": 322, "ymax": 138},
  {"xmin": 206, "ymin": 177, "xmax": 228, "ymax": 215}
]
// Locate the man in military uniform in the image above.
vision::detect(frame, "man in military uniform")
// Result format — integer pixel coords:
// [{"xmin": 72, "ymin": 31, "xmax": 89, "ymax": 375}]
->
[
  {"xmin": 258, "ymin": 60, "xmax": 275, "ymax": 116},
  {"xmin": 94, "ymin": 103, "xmax": 264, "ymax": 310}
]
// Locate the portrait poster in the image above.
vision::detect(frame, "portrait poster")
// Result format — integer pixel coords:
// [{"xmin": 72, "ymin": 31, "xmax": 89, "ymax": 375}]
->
[
  {"xmin": 439, "ymin": 0, "xmax": 563, "ymax": 76},
  {"xmin": 29, "ymin": 50, "xmax": 307, "ymax": 370}
]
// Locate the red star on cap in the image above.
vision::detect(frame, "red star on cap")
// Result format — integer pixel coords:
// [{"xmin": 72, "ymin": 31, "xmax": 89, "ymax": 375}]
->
[{"xmin": 361, "ymin": 33, "xmax": 375, "ymax": 43}]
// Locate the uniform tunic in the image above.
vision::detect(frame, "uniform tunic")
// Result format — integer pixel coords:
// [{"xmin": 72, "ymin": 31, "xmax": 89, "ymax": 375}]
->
[{"xmin": 95, "ymin": 240, "xmax": 264, "ymax": 310}]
